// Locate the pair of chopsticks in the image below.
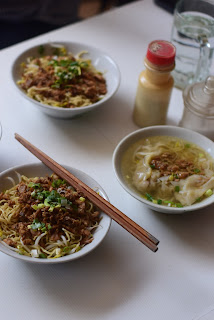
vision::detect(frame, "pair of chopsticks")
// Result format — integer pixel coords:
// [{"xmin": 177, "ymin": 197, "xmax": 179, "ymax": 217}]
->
[{"xmin": 15, "ymin": 133, "xmax": 159, "ymax": 252}]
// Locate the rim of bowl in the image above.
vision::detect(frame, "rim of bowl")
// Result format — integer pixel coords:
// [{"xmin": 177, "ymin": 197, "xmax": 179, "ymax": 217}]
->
[
  {"xmin": 112, "ymin": 125, "xmax": 214, "ymax": 213},
  {"xmin": 11, "ymin": 41, "xmax": 121, "ymax": 113},
  {"xmin": 0, "ymin": 162, "xmax": 112, "ymax": 263}
]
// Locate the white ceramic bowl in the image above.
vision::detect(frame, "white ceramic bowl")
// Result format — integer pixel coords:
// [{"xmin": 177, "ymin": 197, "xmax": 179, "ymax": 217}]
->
[
  {"xmin": 112, "ymin": 125, "xmax": 214, "ymax": 214},
  {"xmin": 0, "ymin": 163, "xmax": 111, "ymax": 263},
  {"xmin": 11, "ymin": 41, "xmax": 120, "ymax": 119}
]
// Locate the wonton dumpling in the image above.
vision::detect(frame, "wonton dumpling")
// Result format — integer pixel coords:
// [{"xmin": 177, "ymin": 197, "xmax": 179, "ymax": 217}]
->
[
  {"xmin": 174, "ymin": 175, "xmax": 214, "ymax": 206},
  {"xmin": 133, "ymin": 155, "xmax": 161, "ymax": 192}
]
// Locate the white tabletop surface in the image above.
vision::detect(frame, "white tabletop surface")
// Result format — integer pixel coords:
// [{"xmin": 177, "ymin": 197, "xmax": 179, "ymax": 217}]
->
[{"xmin": 1, "ymin": 1, "xmax": 214, "ymax": 319}]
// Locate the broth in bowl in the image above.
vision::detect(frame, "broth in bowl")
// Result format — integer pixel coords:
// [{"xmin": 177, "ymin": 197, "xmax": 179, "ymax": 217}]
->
[{"xmin": 121, "ymin": 136, "xmax": 214, "ymax": 208}]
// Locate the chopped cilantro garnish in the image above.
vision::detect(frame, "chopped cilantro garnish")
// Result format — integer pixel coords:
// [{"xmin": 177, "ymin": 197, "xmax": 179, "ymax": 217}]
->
[
  {"xmin": 194, "ymin": 168, "xmax": 201, "ymax": 174},
  {"xmin": 52, "ymin": 47, "xmax": 61, "ymax": 56},
  {"xmin": 51, "ymin": 83, "xmax": 61, "ymax": 89},
  {"xmin": 145, "ymin": 193, "xmax": 153, "ymax": 202},
  {"xmin": 175, "ymin": 203, "xmax": 183, "ymax": 208},
  {"xmin": 28, "ymin": 182, "xmax": 41, "ymax": 189},
  {"xmin": 157, "ymin": 199, "xmax": 162, "ymax": 205},
  {"xmin": 52, "ymin": 179, "xmax": 66, "ymax": 187},
  {"xmin": 72, "ymin": 204, "xmax": 78, "ymax": 211},
  {"xmin": 39, "ymin": 253, "xmax": 47, "ymax": 259},
  {"xmin": 38, "ymin": 45, "xmax": 45, "ymax": 55},
  {"xmin": 30, "ymin": 219, "xmax": 46, "ymax": 230},
  {"xmin": 175, "ymin": 186, "xmax": 180, "ymax": 192},
  {"xmin": 48, "ymin": 58, "xmax": 89, "ymax": 88}
]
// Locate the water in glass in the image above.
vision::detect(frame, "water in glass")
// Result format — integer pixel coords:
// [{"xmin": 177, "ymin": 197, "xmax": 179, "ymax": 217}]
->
[{"xmin": 171, "ymin": 11, "xmax": 214, "ymax": 89}]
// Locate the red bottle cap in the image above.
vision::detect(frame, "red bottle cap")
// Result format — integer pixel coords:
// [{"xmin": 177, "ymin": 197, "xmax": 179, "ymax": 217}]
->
[{"xmin": 146, "ymin": 40, "xmax": 176, "ymax": 66}]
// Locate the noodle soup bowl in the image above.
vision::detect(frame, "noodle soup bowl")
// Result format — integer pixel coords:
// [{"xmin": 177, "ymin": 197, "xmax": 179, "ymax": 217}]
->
[
  {"xmin": 11, "ymin": 41, "xmax": 120, "ymax": 119},
  {"xmin": 113, "ymin": 125, "xmax": 214, "ymax": 214},
  {"xmin": 0, "ymin": 163, "xmax": 111, "ymax": 263}
]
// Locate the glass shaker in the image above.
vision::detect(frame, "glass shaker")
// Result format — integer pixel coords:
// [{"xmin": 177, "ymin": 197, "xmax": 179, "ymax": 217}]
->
[
  {"xmin": 133, "ymin": 40, "xmax": 176, "ymax": 127},
  {"xmin": 179, "ymin": 76, "xmax": 214, "ymax": 140}
]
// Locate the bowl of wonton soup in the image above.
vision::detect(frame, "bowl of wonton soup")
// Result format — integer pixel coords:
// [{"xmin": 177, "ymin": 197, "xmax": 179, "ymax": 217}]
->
[{"xmin": 113, "ymin": 125, "xmax": 214, "ymax": 214}]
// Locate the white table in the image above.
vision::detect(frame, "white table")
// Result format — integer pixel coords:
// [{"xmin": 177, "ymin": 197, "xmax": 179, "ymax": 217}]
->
[{"xmin": 1, "ymin": 1, "xmax": 214, "ymax": 320}]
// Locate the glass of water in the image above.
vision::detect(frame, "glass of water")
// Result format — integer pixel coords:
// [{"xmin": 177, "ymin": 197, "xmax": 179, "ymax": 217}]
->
[{"xmin": 171, "ymin": 0, "xmax": 214, "ymax": 89}]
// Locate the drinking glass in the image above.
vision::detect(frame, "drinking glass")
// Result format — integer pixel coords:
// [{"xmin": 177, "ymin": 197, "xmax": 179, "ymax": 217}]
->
[{"xmin": 171, "ymin": 0, "xmax": 214, "ymax": 89}]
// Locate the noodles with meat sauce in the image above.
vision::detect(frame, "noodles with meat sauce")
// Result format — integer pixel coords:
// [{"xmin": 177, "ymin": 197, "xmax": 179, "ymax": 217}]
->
[
  {"xmin": 0, "ymin": 174, "xmax": 101, "ymax": 258},
  {"xmin": 17, "ymin": 45, "xmax": 107, "ymax": 109}
]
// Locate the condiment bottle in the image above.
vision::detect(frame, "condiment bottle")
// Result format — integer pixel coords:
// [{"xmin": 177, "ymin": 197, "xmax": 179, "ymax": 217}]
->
[
  {"xmin": 133, "ymin": 40, "xmax": 176, "ymax": 127},
  {"xmin": 179, "ymin": 76, "xmax": 214, "ymax": 140}
]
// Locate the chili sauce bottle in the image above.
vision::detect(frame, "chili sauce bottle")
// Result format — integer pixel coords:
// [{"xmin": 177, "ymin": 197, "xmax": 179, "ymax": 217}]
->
[{"xmin": 133, "ymin": 40, "xmax": 176, "ymax": 127}]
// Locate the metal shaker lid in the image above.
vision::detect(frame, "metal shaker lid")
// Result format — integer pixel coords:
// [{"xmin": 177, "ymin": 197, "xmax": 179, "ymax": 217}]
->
[{"xmin": 183, "ymin": 76, "xmax": 214, "ymax": 118}]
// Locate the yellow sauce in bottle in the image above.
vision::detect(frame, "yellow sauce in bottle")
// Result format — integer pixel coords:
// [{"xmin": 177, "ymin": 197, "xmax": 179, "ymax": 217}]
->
[{"xmin": 133, "ymin": 40, "xmax": 175, "ymax": 127}]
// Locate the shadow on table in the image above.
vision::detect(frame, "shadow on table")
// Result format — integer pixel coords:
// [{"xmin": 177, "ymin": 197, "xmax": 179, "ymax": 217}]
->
[
  {"xmin": 36, "ymin": 94, "xmax": 137, "ymax": 158},
  {"xmin": 0, "ymin": 93, "xmax": 136, "ymax": 174},
  {"xmin": 19, "ymin": 232, "xmax": 151, "ymax": 316},
  {"xmin": 153, "ymin": 205, "xmax": 214, "ymax": 258}
]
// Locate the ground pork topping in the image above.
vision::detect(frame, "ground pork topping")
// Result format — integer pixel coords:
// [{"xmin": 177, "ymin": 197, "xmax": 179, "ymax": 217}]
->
[{"xmin": 150, "ymin": 152, "xmax": 203, "ymax": 180}]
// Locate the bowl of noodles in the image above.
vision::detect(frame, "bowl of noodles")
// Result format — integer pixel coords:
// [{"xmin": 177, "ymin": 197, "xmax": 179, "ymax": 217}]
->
[
  {"xmin": 11, "ymin": 42, "xmax": 120, "ymax": 119},
  {"xmin": 0, "ymin": 163, "xmax": 111, "ymax": 263},
  {"xmin": 113, "ymin": 125, "xmax": 214, "ymax": 214}
]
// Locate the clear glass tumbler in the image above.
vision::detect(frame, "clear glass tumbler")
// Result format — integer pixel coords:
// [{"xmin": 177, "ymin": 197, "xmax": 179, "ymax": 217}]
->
[{"xmin": 171, "ymin": 0, "xmax": 214, "ymax": 89}]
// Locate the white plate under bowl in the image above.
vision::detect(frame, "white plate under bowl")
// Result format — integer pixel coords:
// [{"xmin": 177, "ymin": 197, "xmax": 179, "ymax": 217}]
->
[
  {"xmin": 11, "ymin": 41, "xmax": 120, "ymax": 119},
  {"xmin": 112, "ymin": 125, "xmax": 214, "ymax": 214},
  {"xmin": 0, "ymin": 163, "xmax": 111, "ymax": 263}
]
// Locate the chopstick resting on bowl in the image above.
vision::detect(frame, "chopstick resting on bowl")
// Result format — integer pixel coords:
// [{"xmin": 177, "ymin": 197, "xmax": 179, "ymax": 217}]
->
[{"xmin": 15, "ymin": 133, "xmax": 159, "ymax": 252}]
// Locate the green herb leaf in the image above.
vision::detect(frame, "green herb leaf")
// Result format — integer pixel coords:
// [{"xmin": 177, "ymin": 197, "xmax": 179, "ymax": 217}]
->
[
  {"xmin": 145, "ymin": 193, "xmax": 153, "ymax": 202},
  {"xmin": 52, "ymin": 179, "xmax": 66, "ymax": 187},
  {"xmin": 30, "ymin": 219, "xmax": 46, "ymax": 230},
  {"xmin": 28, "ymin": 182, "xmax": 41, "ymax": 189},
  {"xmin": 185, "ymin": 144, "xmax": 191, "ymax": 148},
  {"xmin": 175, "ymin": 186, "xmax": 180, "ymax": 192},
  {"xmin": 175, "ymin": 203, "xmax": 183, "ymax": 208},
  {"xmin": 38, "ymin": 45, "xmax": 45, "ymax": 55},
  {"xmin": 194, "ymin": 168, "xmax": 201, "ymax": 174}
]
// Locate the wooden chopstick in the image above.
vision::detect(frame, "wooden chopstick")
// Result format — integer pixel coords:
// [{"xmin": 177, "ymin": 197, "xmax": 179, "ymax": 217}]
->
[{"xmin": 15, "ymin": 133, "xmax": 159, "ymax": 252}]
